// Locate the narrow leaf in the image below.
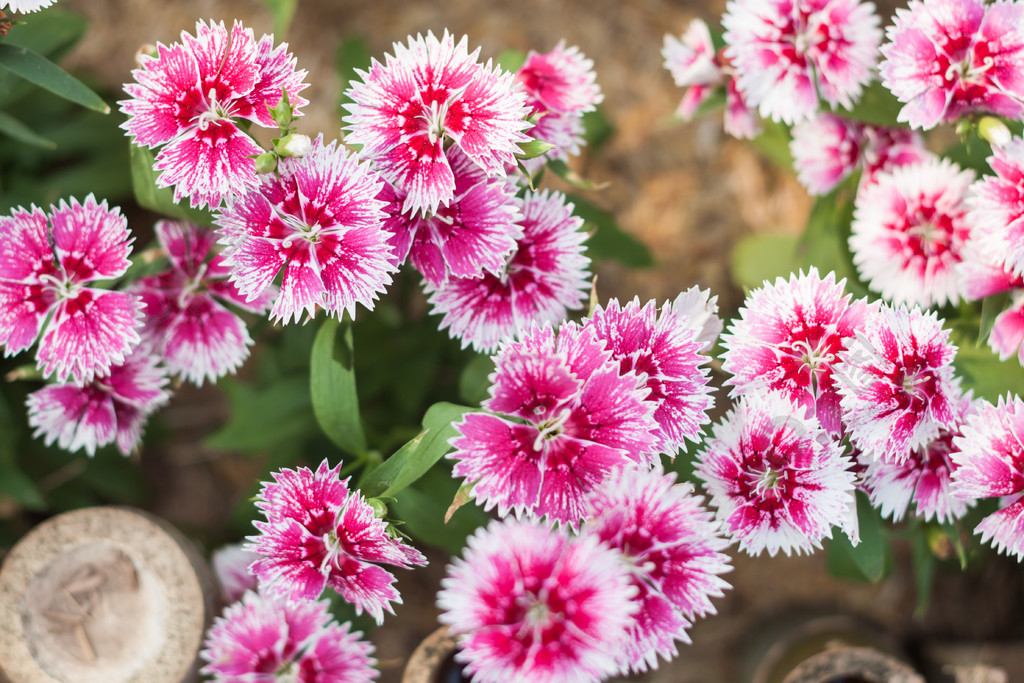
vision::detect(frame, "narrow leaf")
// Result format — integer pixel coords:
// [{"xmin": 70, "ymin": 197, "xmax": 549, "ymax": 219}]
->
[
  {"xmin": 129, "ymin": 142, "xmax": 215, "ymax": 225},
  {"xmin": 826, "ymin": 491, "xmax": 890, "ymax": 582},
  {"xmin": 565, "ymin": 192, "xmax": 654, "ymax": 267},
  {"xmin": 0, "ymin": 110, "xmax": 55, "ymax": 148},
  {"xmin": 730, "ymin": 232, "xmax": 797, "ymax": 291},
  {"xmin": 952, "ymin": 340, "xmax": 1024, "ymax": 402},
  {"xmin": 260, "ymin": 0, "xmax": 299, "ymax": 37},
  {"xmin": 310, "ymin": 317, "xmax": 367, "ymax": 455},
  {"xmin": 0, "ymin": 44, "xmax": 109, "ymax": 113}
]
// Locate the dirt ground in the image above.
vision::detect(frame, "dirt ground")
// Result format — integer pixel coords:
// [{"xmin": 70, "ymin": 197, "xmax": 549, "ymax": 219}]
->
[{"xmin": 53, "ymin": 0, "xmax": 1024, "ymax": 680}]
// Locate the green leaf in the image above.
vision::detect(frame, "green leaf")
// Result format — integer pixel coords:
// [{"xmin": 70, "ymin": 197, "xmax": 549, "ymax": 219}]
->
[
  {"xmin": 979, "ymin": 292, "xmax": 1010, "ymax": 345},
  {"xmin": 0, "ymin": 110, "xmax": 55, "ymax": 148},
  {"xmin": 565, "ymin": 192, "xmax": 654, "ymax": 267},
  {"xmin": 129, "ymin": 142, "xmax": 216, "ymax": 225},
  {"xmin": 0, "ymin": 44, "xmax": 108, "ymax": 113},
  {"xmin": 910, "ymin": 527, "xmax": 936, "ymax": 616},
  {"xmin": 458, "ymin": 353, "xmax": 494, "ymax": 406},
  {"xmin": 833, "ymin": 79, "xmax": 904, "ymax": 127},
  {"xmin": 793, "ymin": 176, "xmax": 865, "ymax": 296},
  {"xmin": 336, "ymin": 35, "xmax": 371, "ymax": 111},
  {"xmin": 205, "ymin": 376, "xmax": 315, "ymax": 453},
  {"xmin": 389, "ymin": 466, "xmax": 490, "ymax": 554},
  {"xmin": 750, "ymin": 118, "xmax": 793, "ymax": 169},
  {"xmin": 951, "ymin": 340, "xmax": 1024, "ymax": 402},
  {"xmin": 4, "ymin": 8, "xmax": 88, "ymax": 59},
  {"xmin": 260, "ymin": 0, "xmax": 299, "ymax": 37},
  {"xmin": 581, "ymin": 107, "xmax": 613, "ymax": 152},
  {"xmin": 359, "ymin": 402, "xmax": 474, "ymax": 498},
  {"xmin": 729, "ymin": 232, "xmax": 798, "ymax": 291},
  {"xmin": 547, "ymin": 158, "xmax": 607, "ymax": 190},
  {"xmin": 310, "ymin": 317, "xmax": 367, "ymax": 455},
  {"xmin": 826, "ymin": 491, "xmax": 890, "ymax": 582},
  {"xmin": 496, "ymin": 48, "xmax": 526, "ymax": 73},
  {"xmin": 0, "ymin": 465, "xmax": 46, "ymax": 510}
]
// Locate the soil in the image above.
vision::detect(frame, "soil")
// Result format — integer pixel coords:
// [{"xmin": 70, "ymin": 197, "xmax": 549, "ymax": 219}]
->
[{"xmin": 36, "ymin": 0, "xmax": 1024, "ymax": 680}]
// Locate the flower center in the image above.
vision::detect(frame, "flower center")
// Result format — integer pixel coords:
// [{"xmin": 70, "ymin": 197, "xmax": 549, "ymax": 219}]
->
[
  {"xmin": 421, "ymin": 98, "xmax": 449, "ymax": 144},
  {"xmin": 946, "ymin": 54, "xmax": 995, "ymax": 85},
  {"xmin": 177, "ymin": 262, "xmax": 209, "ymax": 308},
  {"xmin": 196, "ymin": 87, "xmax": 236, "ymax": 129},
  {"xmin": 37, "ymin": 273, "xmax": 79, "ymax": 300},
  {"xmin": 533, "ymin": 407, "xmax": 572, "ymax": 450},
  {"xmin": 280, "ymin": 213, "xmax": 323, "ymax": 247},
  {"xmin": 276, "ymin": 661, "xmax": 300, "ymax": 683},
  {"xmin": 320, "ymin": 529, "xmax": 344, "ymax": 576}
]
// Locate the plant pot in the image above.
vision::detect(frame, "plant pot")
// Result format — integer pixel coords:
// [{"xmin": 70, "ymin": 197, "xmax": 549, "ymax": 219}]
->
[{"xmin": 402, "ymin": 625, "xmax": 469, "ymax": 683}]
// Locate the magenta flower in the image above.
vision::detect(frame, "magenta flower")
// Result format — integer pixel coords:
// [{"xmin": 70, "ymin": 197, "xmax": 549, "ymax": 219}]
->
[
  {"xmin": 585, "ymin": 297, "xmax": 715, "ymax": 456},
  {"xmin": 723, "ymin": 0, "xmax": 881, "ymax": 124},
  {"xmin": 951, "ymin": 395, "xmax": 1024, "ymax": 560},
  {"xmin": 862, "ymin": 391, "xmax": 976, "ymax": 523},
  {"xmin": 378, "ymin": 146, "xmax": 522, "ymax": 287},
  {"xmin": 880, "ymin": 0, "xmax": 1024, "ymax": 130},
  {"xmin": 517, "ymin": 41, "xmax": 602, "ymax": 115},
  {"xmin": 585, "ymin": 468, "xmax": 731, "ymax": 673},
  {"xmin": 722, "ymin": 268, "xmax": 870, "ymax": 437},
  {"xmin": 850, "ymin": 158, "xmax": 975, "ymax": 309},
  {"xmin": 450, "ymin": 322, "xmax": 657, "ymax": 526},
  {"xmin": 838, "ymin": 304, "xmax": 961, "ymax": 464},
  {"xmin": 438, "ymin": 518, "xmax": 637, "ymax": 683},
  {"xmin": 0, "ymin": 195, "xmax": 142, "ymax": 385},
  {"xmin": 990, "ymin": 294, "xmax": 1024, "ymax": 365},
  {"xmin": 200, "ymin": 590, "xmax": 378, "ymax": 682},
  {"xmin": 428, "ymin": 189, "xmax": 590, "ymax": 352},
  {"xmin": 697, "ymin": 391, "xmax": 857, "ymax": 556},
  {"xmin": 663, "ymin": 21, "xmax": 725, "ymax": 120},
  {"xmin": 131, "ymin": 221, "xmax": 272, "ymax": 385},
  {"xmin": 247, "ymin": 460, "xmax": 427, "ymax": 624},
  {"xmin": 121, "ymin": 20, "xmax": 308, "ymax": 209},
  {"xmin": 211, "ymin": 543, "xmax": 261, "ymax": 605},
  {"xmin": 969, "ymin": 137, "xmax": 1024, "ymax": 278},
  {"xmin": 344, "ymin": 31, "xmax": 531, "ymax": 216},
  {"xmin": 217, "ymin": 136, "xmax": 395, "ymax": 324},
  {"xmin": 26, "ymin": 349, "xmax": 169, "ymax": 457}
]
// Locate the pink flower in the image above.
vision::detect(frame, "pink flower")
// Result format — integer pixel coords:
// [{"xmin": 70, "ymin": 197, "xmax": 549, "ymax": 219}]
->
[
  {"xmin": 697, "ymin": 391, "xmax": 857, "ymax": 556},
  {"xmin": 951, "ymin": 395, "xmax": 1024, "ymax": 560},
  {"xmin": 427, "ymin": 189, "xmax": 590, "ymax": 352},
  {"xmin": 850, "ymin": 158, "xmax": 975, "ymax": 309},
  {"xmin": 880, "ymin": 0, "xmax": 1024, "ymax": 130},
  {"xmin": 585, "ymin": 468, "xmax": 731, "ymax": 673},
  {"xmin": 722, "ymin": 268, "xmax": 870, "ymax": 437},
  {"xmin": 968, "ymin": 137, "xmax": 1024, "ymax": 278},
  {"xmin": 344, "ymin": 31, "xmax": 531, "ymax": 216},
  {"xmin": 247, "ymin": 460, "xmax": 427, "ymax": 624},
  {"xmin": 838, "ymin": 304, "xmax": 961, "ymax": 464},
  {"xmin": 585, "ymin": 297, "xmax": 715, "ymax": 456},
  {"xmin": 0, "ymin": 195, "xmax": 142, "ymax": 384},
  {"xmin": 131, "ymin": 221, "xmax": 272, "ymax": 385},
  {"xmin": 450, "ymin": 322, "xmax": 657, "ymax": 527},
  {"xmin": 437, "ymin": 518, "xmax": 637, "ymax": 683},
  {"xmin": 120, "ymin": 20, "xmax": 308, "ymax": 209},
  {"xmin": 26, "ymin": 349, "xmax": 169, "ymax": 456},
  {"xmin": 200, "ymin": 590, "xmax": 378, "ymax": 682},
  {"xmin": 211, "ymin": 543, "xmax": 260, "ymax": 605},
  {"xmin": 990, "ymin": 293, "xmax": 1024, "ymax": 364},
  {"xmin": 378, "ymin": 146, "xmax": 522, "ymax": 287},
  {"xmin": 217, "ymin": 136, "xmax": 394, "ymax": 324},
  {"xmin": 517, "ymin": 41, "xmax": 603, "ymax": 115},
  {"xmin": 724, "ymin": 79, "xmax": 762, "ymax": 139},
  {"xmin": 667, "ymin": 285, "xmax": 723, "ymax": 353},
  {"xmin": 862, "ymin": 391, "xmax": 976, "ymax": 523},
  {"xmin": 723, "ymin": 0, "xmax": 881, "ymax": 124},
  {"xmin": 663, "ymin": 21, "xmax": 725, "ymax": 120}
]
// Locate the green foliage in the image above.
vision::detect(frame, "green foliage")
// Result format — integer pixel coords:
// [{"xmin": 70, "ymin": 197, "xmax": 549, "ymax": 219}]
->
[
  {"xmin": 833, "ymin": 80, "xmax": 903, "ymax": 127},
  {"xmin": 389, "ymin": 464, "xmax": 491, "ymax": 554},
  {"xmin": 0, "ymin": 43, "xmax": 108, "ymax": 113},
  {"xmin": 204, "ymin": 375, "xmax": 316, "ymax": 455},
  {"xmin": 951, "ymin": 339, "xmax": 1024, "ymax": 403},
  {"xmin": 566, "ymin": 191, "xmax": 654, "ymax": 267},
  {"xmin": 129, "ymin": 142, "xmax": 215, "ymax": 225},
  {"xmin": 310, "ymin": 317, "xmax": 367, "ymax": 456},
  {"xmin": 260, "ymin": 0, "xmax": 299, "ymax": 37},
  {"xmin": 335, "ymin": 35, "xmax": 371, "ymax": 113},
  {"xmin": 730, "ymin": 232, "xmax": 798, "ymax": 292},
  {"xmin": 826, "ymin": 491, "xmax": 891, "ymax": 583}
]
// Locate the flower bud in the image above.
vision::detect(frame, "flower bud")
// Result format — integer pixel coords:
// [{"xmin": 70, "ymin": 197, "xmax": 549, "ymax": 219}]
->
[
  {"xmin": 275, "ymin": 133, "xmax": 312, "ymax": 158},
  {"xmin": 978, "ymin": 116, "xmax": 1012, "ymax": 148},
  {"xmin": 366, "ymin": 497, "xmax": 389, "ymax": 519},
  {"xmin": 253, "ymin": 152, "xmax": 277, "ymax": 174}
]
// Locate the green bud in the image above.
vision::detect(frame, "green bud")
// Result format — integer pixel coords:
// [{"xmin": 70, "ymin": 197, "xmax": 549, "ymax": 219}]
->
[
  {"xmin": 275, "ymin": 133, "xmax": 312, "ymax": 158},
  {"xmin": 978, "ymin": 116, "xmax": 1012, "ymax": 148},
  {"xmin": 367, "ymin": 497, "xmax": 388, "ymax": 519},
  {"xmin": 269, "ymin": 87, "xmax": 294, "ymax": 129},
  {"xmin": 253, "ymin": 152, "xmax": 277, "ymax": 174},
  {"xmin": 516, "ymin": 138, "xmax": 557, "ymax": 160}
]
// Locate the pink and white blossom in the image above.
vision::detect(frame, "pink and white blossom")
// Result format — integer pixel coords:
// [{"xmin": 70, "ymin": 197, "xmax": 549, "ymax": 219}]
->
[
  {"xmin": 200, "ymin": 590, "xmax": 378, "ymax": 682},
  {"xmin": 663, "ymin": 21, "xmax": 725, "ymax": 120},
  {"xmin": 120, "ymin": 20, "xmax": 308, "ymax": 209},
  {"xmin": 217, "ymin": 136, "xmax": 394, "ymax": 324},
  {"xmin": 722, "ymin": 268, "xmax": 870, "ymax": 437},
  {"xmin": 968, "ymin": 137, "xmax": 1024, "ymax": 278},
  {"xmin": 850, "ymin": 158, "xmax": 975, "ymax": 309},
  {"xmin": 723, "ymin": 0, "xmax": 882, "ymax": 124},
  {"xmin": 211, "ymin": 543, "xmax": 260, "ymax": 605},
  {"xmin": 667, "ymin": 285, "xmax": 723, "ymax": 353},
  {"xmin": 247, "ymin": 460, "xmax": 427, "ymax": 624},
  {"xmin": 697, "ymin": 391, "xmax": 857, "ymax": 556},
  {"xmin": 0, "ymin": 195, "xmax": 142, "ymax": 384},
  {"xmin": 517, "ymin": 41, "xmax": 603, "ymax": 116},
  {"xmin": 951, "ymin": 395, "xmax": 1024, "ymax": 560},
  {"xmin": 990, "ymin": 294, "xmax": 1024, "ymax": 365},
  {"xmin": 26, "ymin": 349, "xmax": 169, "ymax": 457},
  {"xmin": 585, "ymin": 468, "xmax": 731, "ymax": 673},
  {"xmin": 450, "ymin": 322, "xmax": 657, "ymax": 527},
  {"xmin": 428, "ymin": 189, "xmax": 590, "ymax": 352},
  {"xmin": 585, "ymin": 297, "xmax": 715, "ymax": 456},
  {"xmin": 131, "ymin": 221, "xmax": 272, "ymax": 385},
  {"xmin": 344, "ymin": 31, "xmax": 531, "ymax": 216},
  {"xmin": 438, "ymin": 518, "xmax": 637, "ymax": 683},
  {"xmin": 880, "ymin": 0, "xmax": 1024, "ymax": 130},
  {"xmin": 838, "ymin": 304, "xmax": 961, "ymax": 464}
]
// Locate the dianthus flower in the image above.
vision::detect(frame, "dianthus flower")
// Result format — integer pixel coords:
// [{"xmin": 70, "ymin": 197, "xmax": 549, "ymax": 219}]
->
[
  {"xmin": 880, "ymin": 0, "xmax": 1024, "ymax": 130},
  {"xmin": 790, "ymin": 114, "xmax": 929, "ymax": 195},
  {"xmin": 723, "ymin": 0, "xmax": 881, "ymax": 125},
  {"xmin": 722, "ymin": 268, "xmax": 870, "ymax": 437},
  {"xmin": 697, "ymin": 391, "xmax": 857, "ymax": 556},
  {"xmin": 862, "ymin": 390, "xmax": 976, "ymax": 523},
  {"xmin": 211, "ymin": 543, "xmax": 261, "ymax": 605},
  {"xmin": 344, "ymin": 30, "xmax": 531, "ymax": 216},
  {"xmin": 838, "ymin": 304, "xmax": 961, "ymax": 464},
  {"xmin": 968, "ymin": 137, "xmax": 1024, "ymax": 278},
  {"xmin": 428, "ymin": 189, "xmax": 590, "ymax": 352},
  {"xmin": 131, "ymin": 220, "xmax": 272, "ymax": 385},
  {"xmin": 438, "ymin": 518, "xmax": 637, "ymax": 683},
  {"xmin": 216, "ymin": 136, "xmax": 394, "ymax": 324},
  {"xmin": 200, "ymin": 590, "xmax": 378, "ymax": 682},
  {"xmin": 850, "ymin": 158, "xmax": 975, "ymax": 309},
  {"xmin": 990, "ymin": 294, "xmax": 1024, "ymax": 365},
  {"xmin": 0, "ymin": 195, "xmax": 142, "ymax": 384},
  {"xmin": 378, "ymin": 146, "xmax": 521, "ymax": 287},
  {"xmin": 585, "ymin": 468, "xmax": 731, "ymax": 674},
  {"xmin": 247, "ymin": 460, "xmax": 427, "ymax": 624},
  {"xmin": 951, "ymin": 395, "xmax": 1024, "ymax": 560},
  {"xmin": 120, "ymin": 20, "xmax": 308, "ymax": 209},
  {"xmin": 450, "ymin": 322, "xmax": 657, "ymax": 527},
  {"xmin": 26, "ymin": 348, "xmax": 169, "ymax": 457},
  {"xmin": 666, "ymin": 285, "xmax": 724, "ymax": 353},
  {"xmin": 585, "ymin": 297, "xmax": 715, "ymax": 456}
]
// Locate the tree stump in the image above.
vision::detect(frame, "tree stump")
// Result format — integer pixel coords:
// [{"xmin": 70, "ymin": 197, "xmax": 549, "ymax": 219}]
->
[{"xmin": 0, "ymin": 506, "xmax": 216, "ymax": 683}]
